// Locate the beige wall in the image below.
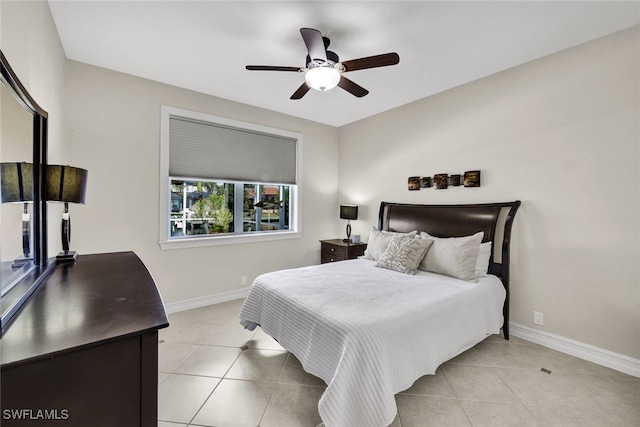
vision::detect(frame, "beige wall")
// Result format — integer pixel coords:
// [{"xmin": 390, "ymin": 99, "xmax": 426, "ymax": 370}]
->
[
  {"xmin": 0, "ymin": 0, "xmax": 67, "ymax": 163},
  {"xmin": 64, "ymin": 61, "xmax": 340, "ymax": 303},
  {"xmin": 338, "ymin": 27, "xmax": 640, "ymax": 359}
]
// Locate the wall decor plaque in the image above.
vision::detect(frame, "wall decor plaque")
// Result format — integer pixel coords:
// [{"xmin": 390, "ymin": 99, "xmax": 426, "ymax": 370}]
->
[
  {"xmin": 434, "ymin": 174, "xmax": 448, "ymax": 189},
  {"xmin": 408, "ymin": 176, "xmax": 421, "ymax": 191},
  {"xmin": 420, "ymin": 177, "xmax": 432, "ymax": 188},
  {"xmin": 463, "ymin": 170, "xmax": 481, "ymax": 187}
]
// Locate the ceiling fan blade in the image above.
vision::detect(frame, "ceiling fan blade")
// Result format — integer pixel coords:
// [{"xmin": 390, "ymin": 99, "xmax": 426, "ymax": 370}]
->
[
  {"xmin": 246, "ymin": 65, "xmax": 303, "ymax": 72},
  {"xmin": 300, "ymin": 28, "xmax": 327, "ymax": 62},
  {"xmin": 338, "ymin": 76, "xmax": 369, "ymax": 98},
  {"xmin": 290, "ymin": 83, "xmax": 310, "ymax": 100},
  {"xmin": 341, "ymin": 52, "xmax": 400, "ymax": 72}
]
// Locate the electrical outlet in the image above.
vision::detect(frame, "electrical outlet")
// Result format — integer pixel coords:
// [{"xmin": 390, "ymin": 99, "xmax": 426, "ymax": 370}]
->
[
  {"xmin": 241, "ymin": 276, "xmax": 247, "ymax": 286},
  {"xmin": 533, "ymin": 311, "xmax": 544, "ymax": 326}
]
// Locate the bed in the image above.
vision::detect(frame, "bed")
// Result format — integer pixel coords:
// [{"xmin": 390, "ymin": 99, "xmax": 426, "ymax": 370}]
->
[{"xmin": 239, "ymin": 201, "xmax": 521, "ymax": 427}]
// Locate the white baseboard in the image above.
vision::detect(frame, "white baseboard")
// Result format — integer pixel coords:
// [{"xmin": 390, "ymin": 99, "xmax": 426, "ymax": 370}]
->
[
  {"xmin": 165, "ymin": 287, "xmax": 250, "ymax": 314},
  {"xmin": 510, "ymin": 322, "xmax": 640, "ymax": 378}
]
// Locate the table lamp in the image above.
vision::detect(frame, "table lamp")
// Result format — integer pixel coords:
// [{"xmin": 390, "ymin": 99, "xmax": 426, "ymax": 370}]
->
[
  {"xmin": 1, "ymin": 162, "xmax": 33, "ymax": 268},
  {"xmin": 46, "ymin": 165, "xmax": 88, "ymax": 263},
  {"xmin": 339, "ymin": 204, "xmax": 358, "ymax": 243}
]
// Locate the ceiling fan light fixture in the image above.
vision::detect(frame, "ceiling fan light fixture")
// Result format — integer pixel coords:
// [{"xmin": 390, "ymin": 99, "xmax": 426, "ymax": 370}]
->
[{"xmin": 305, "ymin": 66, "xmax": 340, "ymax": 91}]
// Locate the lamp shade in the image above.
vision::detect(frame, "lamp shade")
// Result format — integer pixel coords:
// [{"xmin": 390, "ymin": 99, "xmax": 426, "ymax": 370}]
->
[
  {"xmin": 1, "ymin": 162, "xmax": 33, "ymax": 203},
  {"xmin": 339, "ymin": 205, "xmax": 358, "ymax": 221},
  {"xmin": 46, "ymin": 165, "xmax": 88, "ymax": 203}
]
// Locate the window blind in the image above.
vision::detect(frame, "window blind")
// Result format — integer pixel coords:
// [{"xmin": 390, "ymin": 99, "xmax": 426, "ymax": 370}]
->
[{"xmin": 169, "ymin": 115, "xmax": 297, "ymax": 184}]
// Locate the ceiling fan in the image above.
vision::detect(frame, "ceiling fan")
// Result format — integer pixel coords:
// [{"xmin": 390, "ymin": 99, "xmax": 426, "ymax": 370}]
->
[{"xmin": 245, "ymin": 28, "xmax": 400, "ymax": 100}]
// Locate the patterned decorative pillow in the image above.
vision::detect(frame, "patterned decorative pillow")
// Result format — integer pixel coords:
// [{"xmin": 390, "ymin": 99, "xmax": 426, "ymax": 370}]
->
[
  {"xmin": 376, "ymin": 235, "xmax": 433, "ymax": 275},
  {"xmin": 361, "ymin": 227, "xmax": 418, "ymax": 261},
  {"xmin": 419, "ymin": 231, "xmax": 484, "ymax": 282}
]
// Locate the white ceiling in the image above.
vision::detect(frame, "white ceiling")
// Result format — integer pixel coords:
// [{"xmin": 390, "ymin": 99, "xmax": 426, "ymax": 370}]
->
[{"xmin": 48, "ymin": 1, "xmax": 640, "ymax": 127}]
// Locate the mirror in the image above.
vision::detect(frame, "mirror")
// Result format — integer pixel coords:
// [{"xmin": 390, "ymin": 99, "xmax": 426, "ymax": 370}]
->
[
  {"xmin": 1, "ymin": 83, "xmax": 35, "ymax": 290},
  {"xmin": 0, "ymin": 50, "xmax": 51, "ymax": 333}
]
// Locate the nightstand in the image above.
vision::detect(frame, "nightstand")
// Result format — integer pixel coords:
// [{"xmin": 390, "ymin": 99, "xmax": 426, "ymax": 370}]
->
[{"xmin": 320, "ymin": 239, "xmax": 367, "ymax": 264}]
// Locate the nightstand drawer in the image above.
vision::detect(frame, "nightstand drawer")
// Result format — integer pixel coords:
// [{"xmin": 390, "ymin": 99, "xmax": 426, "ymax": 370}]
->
[
  {"xmin": 321, "ymin": 244, "xmax": 348, "ymax": 263},
  {"xmin": 320, "ymin": 239, "xmax": 367, "ymax": 264}
]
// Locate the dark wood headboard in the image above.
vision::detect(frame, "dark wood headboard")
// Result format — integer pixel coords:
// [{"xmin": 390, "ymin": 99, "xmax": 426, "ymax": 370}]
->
[{"xmin": 378, "ymin": 201, "xmax": 521, "ymax": 338}]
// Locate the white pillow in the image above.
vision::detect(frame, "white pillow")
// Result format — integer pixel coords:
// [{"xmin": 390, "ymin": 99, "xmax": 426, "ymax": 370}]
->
[
  {"xmin": 475, "ymin": 242, "xmax": 492, "ymax": 277},
  {"xmin": 376, "ymin": 235, "xmax": 433, "ymax": 275},
  {"xmin": 361, "ymin": 227, "xmax": 417, "ymax": 261},
  {"xmin": 419, "ymin": 231, "xmax": 484, "ymax": 282}
]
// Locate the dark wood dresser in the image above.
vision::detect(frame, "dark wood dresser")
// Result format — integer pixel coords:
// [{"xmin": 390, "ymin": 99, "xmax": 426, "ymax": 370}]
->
[
  {"xmin": 0, "ymin": 252, "xmax": 168, "ymax": 426},
  {"xmin": 320, "ymin": 239, "xmax": 367, "ymax": 264}
]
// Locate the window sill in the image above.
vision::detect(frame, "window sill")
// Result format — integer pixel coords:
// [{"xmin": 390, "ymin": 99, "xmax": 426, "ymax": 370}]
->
[{"xmin": 159, "ymin": 231, "xmax": 302, "ymax": 250}]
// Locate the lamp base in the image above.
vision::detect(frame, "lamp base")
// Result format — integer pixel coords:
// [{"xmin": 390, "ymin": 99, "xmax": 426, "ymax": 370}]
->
[
  {"xmin": 343, "ymin": 222, "xmax": 352, "ymax": 243},
  {"xmin": 56, "ymin": 251, "xmax": 78, "ymax": 263},
  {"xmin": 11, "ymin": 256, "xmax": 33, "ymax": 269}
]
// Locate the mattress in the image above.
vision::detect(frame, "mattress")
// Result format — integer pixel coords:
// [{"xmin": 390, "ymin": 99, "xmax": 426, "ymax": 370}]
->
[{"xmin": 239, "ymin": 258, "xmax": 505, "ymax": 427}]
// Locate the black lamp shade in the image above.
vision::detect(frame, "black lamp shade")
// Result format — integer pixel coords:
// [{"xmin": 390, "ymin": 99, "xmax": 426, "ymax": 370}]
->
[
  {"xmin": 340, "ymin": 205, "xmax": 358, "ymax": 221},
  {"xmin": 46, "ymin": 165, "xmax": 88, "ymax": 203},
  {"xmin": 1, "ymin": 162, "xmax": 33, "ymax": 203}
]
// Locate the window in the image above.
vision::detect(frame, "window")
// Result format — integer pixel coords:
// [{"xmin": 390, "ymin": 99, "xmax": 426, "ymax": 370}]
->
[{"xmin": 160, "ymin": 106, "xmax": 301, "ymax": 249}]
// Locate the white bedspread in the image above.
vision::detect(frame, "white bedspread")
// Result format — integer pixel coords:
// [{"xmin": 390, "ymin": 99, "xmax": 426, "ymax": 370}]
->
[{"xmin": 239, "ymin": 258, "xmax": 505, "ymax": 427}]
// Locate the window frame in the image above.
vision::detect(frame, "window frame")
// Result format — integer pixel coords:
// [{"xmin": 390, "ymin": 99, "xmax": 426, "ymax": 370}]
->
[{"xmin": 159, "ymin": 106, "xmax": 302, "ymax": 249}]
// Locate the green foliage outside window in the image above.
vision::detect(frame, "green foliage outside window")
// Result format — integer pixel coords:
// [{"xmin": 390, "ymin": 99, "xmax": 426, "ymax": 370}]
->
[{"xmin": 191, "ymin": 192, "xmax": 233, "ymax": 233}]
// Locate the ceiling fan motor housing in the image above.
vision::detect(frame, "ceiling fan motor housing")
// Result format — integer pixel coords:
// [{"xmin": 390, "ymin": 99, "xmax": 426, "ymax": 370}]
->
[{"xmin": 305, "ymin": 50, "xmax": 341, "ymax": 69}]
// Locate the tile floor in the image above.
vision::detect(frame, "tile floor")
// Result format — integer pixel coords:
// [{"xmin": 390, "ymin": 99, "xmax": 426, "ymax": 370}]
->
[{"xmin": 158, "ymin": 299, "xmax": 639, "ymax": 427}]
